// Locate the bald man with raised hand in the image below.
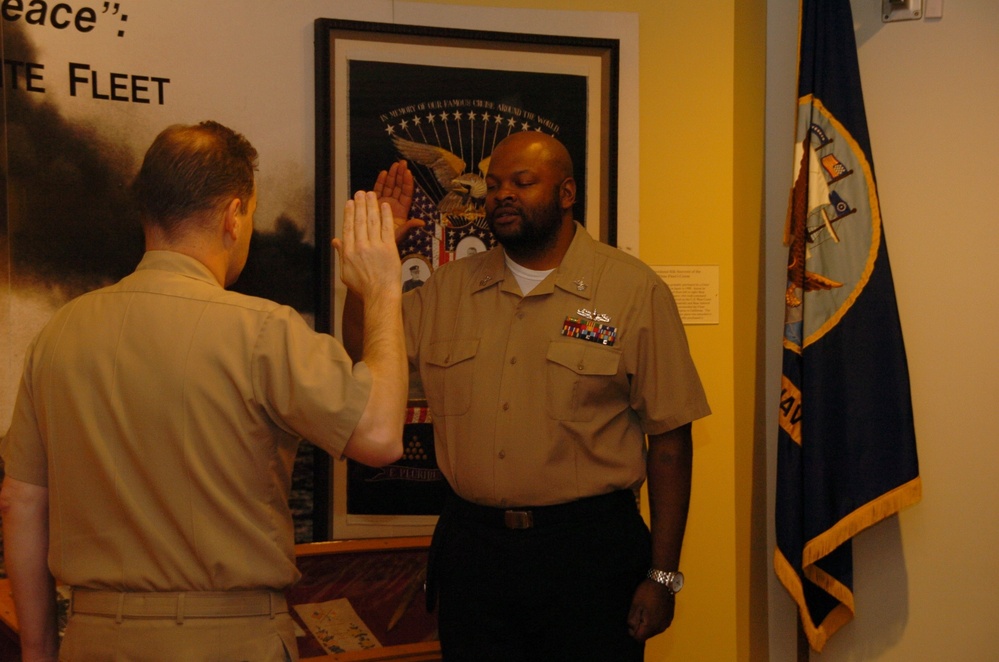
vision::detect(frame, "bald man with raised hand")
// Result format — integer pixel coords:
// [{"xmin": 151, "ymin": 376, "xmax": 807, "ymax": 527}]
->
[
  {"xmin": 1, "ymin": 121, "xmax": 407, "ymax": 662},
  {"xmin": 362, "ymin": 131, "xmax": 711, "ymax": 661}
]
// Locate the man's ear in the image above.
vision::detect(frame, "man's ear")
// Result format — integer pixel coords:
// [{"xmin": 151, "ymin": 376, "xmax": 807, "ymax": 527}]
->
[
  {"xmin": 222, "ymin": 197, "xmax": 242, "ymax": 241},
  {"xmin": 559, "ymin": 177, "xmax": 577, "ymax": 210}
]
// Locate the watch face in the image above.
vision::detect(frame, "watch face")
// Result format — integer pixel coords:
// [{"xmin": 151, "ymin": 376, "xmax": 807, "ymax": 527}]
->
[{"xmin": 670, "ymin": 572, "xmax": 684, "ymax": 593}]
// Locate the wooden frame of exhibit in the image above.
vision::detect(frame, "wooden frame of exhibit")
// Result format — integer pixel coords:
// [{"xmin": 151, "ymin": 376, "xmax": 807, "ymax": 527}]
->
[
  {"xmin": 0, "ymin": 538, "xmax": 439, "ymax": 661},
  {"xmin": 314, "ymin": 17, "xmax": 620, "ymax": 540}
]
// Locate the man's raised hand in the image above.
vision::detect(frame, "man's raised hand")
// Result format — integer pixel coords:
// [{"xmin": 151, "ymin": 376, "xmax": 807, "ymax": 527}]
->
[
  {"xmin": 333, "ymin": 191, "xmax": 402, "ymax": 298},
  {"xmin": 374, "ymin": 160, "xmax": 425, "ymax": 243}
]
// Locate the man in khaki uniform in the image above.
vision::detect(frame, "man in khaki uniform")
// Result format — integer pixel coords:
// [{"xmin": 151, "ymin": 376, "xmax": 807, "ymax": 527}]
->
[
  {"xmin": 0, "ymin": 121, "xmax": 408, "ymax": 661},
  {"xmin": 361, "ymin": 131, "xmax": 710, "ymax": 661}
]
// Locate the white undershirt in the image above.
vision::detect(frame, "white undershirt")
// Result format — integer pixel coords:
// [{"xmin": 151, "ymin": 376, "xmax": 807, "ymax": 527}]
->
[{"xmin": 505, "ymin": 254, "xmax": 554, "ymax": 295}]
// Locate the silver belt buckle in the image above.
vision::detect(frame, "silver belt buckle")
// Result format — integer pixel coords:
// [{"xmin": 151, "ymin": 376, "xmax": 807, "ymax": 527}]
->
[{"xmin": 504, "ymin": 509, "xmax": 534, "ymax": 529}]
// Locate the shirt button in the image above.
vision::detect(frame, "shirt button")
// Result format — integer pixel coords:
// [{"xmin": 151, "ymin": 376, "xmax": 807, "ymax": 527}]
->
[
  {"xmin": 502, "ymin": 402, "xmax": 510, "ymax": 411},
  {"xmin": 498, "ymin": 450, "xmax": 506, "ymax": 459},
  {"xmin": 516, "ymin": 312, "xmax": 525, "ymax": 320},
  {"xmin": 510, "ymin": 357, "xmax": 517, "ymax": 365}
]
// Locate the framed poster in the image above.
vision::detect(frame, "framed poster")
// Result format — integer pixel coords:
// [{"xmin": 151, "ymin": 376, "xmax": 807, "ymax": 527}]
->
[{"xmin": 315, "ymin": 18, "xmax": 619, "ymax": 539}]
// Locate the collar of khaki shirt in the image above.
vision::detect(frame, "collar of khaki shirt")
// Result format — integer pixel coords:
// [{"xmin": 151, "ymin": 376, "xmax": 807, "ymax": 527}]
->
[{"xmin": 468, "ymin": 222, "xmax": 598, "ymax": 301}]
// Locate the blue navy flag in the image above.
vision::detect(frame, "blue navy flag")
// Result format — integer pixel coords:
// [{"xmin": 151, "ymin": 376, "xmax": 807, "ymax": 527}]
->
[{"xmin": 774, "ymin": 0, "xmax": 922, "ymax": 651}]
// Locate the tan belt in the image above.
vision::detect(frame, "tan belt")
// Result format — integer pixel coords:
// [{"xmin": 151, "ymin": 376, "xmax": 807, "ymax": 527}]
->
[{"xmin": 70, "ymin": 589, "xmax": 288, "ymax": 623}]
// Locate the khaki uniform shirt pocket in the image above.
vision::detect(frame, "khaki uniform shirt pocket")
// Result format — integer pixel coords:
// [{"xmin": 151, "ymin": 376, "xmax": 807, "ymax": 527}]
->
[
  {"xmin": 422, "ymin": 338, "xmax": 479, "ymax": 417},
  {"xmin": 545, "ymin": 341, "xmax": 623, "ymax": 422}
]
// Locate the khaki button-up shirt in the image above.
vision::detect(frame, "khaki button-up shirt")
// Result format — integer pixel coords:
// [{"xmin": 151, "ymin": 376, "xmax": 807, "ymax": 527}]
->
[
  {"xmin": 403, "ymin": 224, "xmax": 709, "ymax": 507},
  {"xmin": 2, "ymin": 251, "xmax": 371, "ymax": 591}
]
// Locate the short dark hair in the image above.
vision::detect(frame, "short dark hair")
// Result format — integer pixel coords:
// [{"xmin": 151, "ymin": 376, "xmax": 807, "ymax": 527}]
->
[{"xmin": 132, "ymin": 121, "xmax": 258, "ymax": 234}]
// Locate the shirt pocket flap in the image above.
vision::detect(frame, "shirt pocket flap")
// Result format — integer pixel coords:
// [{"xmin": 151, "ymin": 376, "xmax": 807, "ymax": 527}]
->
[
  {"xmin": 546, "ymin": 341, "xmax": 621, "ymax": 376},
  {"xmin": 425, "ymin": 338, "xmax": 480, "ymax": 368}
]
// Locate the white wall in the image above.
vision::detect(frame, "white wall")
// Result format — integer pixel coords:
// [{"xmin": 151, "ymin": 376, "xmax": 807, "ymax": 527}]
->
[{"xmin": 766, "ymin": 0, "xmax": 999, "ymax": 658}]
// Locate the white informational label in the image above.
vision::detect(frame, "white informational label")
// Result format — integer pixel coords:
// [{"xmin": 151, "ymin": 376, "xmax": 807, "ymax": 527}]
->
[{"xmin": 652, "ymin": 265, "xmax": 720, "ymax": 325}]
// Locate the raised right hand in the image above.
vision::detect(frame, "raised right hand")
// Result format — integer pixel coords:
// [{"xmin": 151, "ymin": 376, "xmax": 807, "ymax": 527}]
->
[
  {"xmin": 334, "ymin": 192, "xmax": 407, "ymax": 468},
  {"xmin": 374, "ymin": 160, "xmax": 425, "ymax": 243},
  {"xmin": 333, "ymin": 191, "xmax": 402, "ymax": 299}
]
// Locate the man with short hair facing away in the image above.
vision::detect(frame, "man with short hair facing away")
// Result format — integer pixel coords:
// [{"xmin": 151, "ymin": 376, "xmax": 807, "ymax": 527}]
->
[{"xmin": 0, "ymin": 120, "xmax": 408, "ymax": 661}]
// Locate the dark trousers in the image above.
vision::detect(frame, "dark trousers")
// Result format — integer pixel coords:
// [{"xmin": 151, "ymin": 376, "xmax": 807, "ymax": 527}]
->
[{"xmin": 429, "ymin": 490, "xmax": 650, "ymax": 662}]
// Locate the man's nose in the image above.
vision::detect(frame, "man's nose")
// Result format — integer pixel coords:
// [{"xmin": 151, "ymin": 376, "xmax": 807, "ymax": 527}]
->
[{"xmin": 492, "ymin": 185, "xmax": 515, "ymax": 202}]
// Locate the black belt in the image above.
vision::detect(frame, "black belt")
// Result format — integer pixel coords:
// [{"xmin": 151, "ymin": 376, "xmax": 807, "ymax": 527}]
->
[{"xmin": 451, "ymin": 489, "xmax": 637, "ymax": 530}]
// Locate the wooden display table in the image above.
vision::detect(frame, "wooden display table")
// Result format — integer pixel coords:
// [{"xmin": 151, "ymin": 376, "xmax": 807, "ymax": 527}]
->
[{"xmin": 0, "ymin": 537, "xmax": 440, "ymax": 661}]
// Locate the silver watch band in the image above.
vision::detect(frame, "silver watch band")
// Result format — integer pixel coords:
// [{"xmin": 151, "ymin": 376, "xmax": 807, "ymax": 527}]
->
[{"xmin": 646, "ymin": 568, "xmax": 683, "ymax": 595}]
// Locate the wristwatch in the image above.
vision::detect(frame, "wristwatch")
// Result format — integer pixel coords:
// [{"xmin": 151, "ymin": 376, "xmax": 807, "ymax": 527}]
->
[{"xmin": 647, "ymin": 569, "xmax": 684, "ymax": 595}]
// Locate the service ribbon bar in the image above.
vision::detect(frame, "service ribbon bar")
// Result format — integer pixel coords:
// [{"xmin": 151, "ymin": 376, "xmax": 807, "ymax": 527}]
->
[{"xmin": 561, "ymin": 316, "xmax": 617, "ymax": 346}]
